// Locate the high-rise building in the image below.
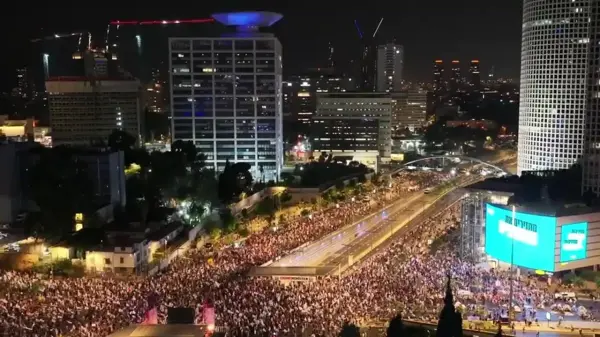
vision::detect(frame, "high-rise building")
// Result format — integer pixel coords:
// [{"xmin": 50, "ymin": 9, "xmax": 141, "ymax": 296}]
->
[
  {"xmin": 46, "ymin": 77, "xmax": 141, "ymax": 146},
  {"xmin": 450, "ymin": 60, "xmax": 460, "ymax": 91},
  {"xmin": 488, "ymin": 65, "xmax": 495, "ymax": 82},
  {"xmin": 327, "ymin": 41, "xmax": 335, "ymax": 69},
  {"xmin": 0, "ymin": 144, "xmax": 126, "ymax": 223},
  {"xmin": 433, "ymin": 60, "xmax": 444, "ymax": 92},
  {"xmin": 582, "ymin": 1, "xmax": 600, "ymax": 195},
  {"xmin": 284, "ymin": 70, "xmax": 346, "ymax": 135},
  {"xmin": 144, "ymin": 68, "xmax": 168, "ymax": 114},
  {"xmin": 359, "ymin": 37, "xmax": 377, "ymax": 92},
  {"xmin": 14, "ymin": 68, "xmax": 34, "ymax": 100},
  {"xmin": 469, "ymin": 60, "xmax": 480, "ymax": 88},
  {"xmin": 355, "ymin": 19, "xmax": 383, "ymax": 92},
  {"xmin": 376, "ymin": 43, "xmax": 404, "ymax": 92},
  {"xmin": 313, "ymin": 92, "xmax": 392, "ymax": 167},
  {"xmin": 391, "ymin": 89, "xmax": 427, "ymax": 134},
  {"xmin": 169, "ymin": 12, "xmax": 284, "ymax": 181},
  {"xmin": 294, "ymin": 76, "xmax": 313, "ymax": 126},
  {"xmin": 519, "ymin": 0, "xmax": 597, "ymax": 185}
]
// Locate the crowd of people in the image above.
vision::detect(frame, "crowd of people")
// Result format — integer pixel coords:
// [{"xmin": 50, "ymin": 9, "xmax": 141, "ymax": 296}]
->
[{"xmin": 0, "ymin": 170, "xmax": 555, "ymax": 337}]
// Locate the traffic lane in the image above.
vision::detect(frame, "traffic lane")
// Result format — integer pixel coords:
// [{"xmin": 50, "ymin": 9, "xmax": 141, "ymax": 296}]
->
[
  {"xmin": 275, "ymin": 191, "xmax": 429, "ymax": 267},
  {"xmin": 309, "ymin": 190, "xmax": 449, "ymax": 266},
  {"xmin": 319, "ymin": 190, "xmax": 465, "ymax": 268},
  {"xmin": 326, "ymin": 189, "xmax": 467, "ymax": 267},
  {"xmin": 272, "ymin": 176, "xmax": 476, "ymax": 268},
  {"xmin": 269, "ymin": 191, "xmax": 423, "ymax": 267}
]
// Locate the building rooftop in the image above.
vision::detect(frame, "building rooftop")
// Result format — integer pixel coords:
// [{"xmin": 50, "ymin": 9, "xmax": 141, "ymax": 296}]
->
[
  {"xmin": 46, "ymin": 76, "xmax": 137, "ymax": 82},
  {"xmin": 145, "ymin": 222, "xmax": 184, "ymax": 242},
  {"xmin": 107, "ymin": 324, "xmax": 215, "ymax": 337},
  {"xmin": 318, "ymin": 92, "xmax": 392, "ymax": 98},
  {"xmin": 465, "ymin": 175, "xmax": 600, "ymax": 217},
  {"xmin": 464, "ymin": 176, "xmax": 523, "ymax": 195},
  {"xmin": 211, "ymin": 11, "xmax": 282, "ymax": 27}
]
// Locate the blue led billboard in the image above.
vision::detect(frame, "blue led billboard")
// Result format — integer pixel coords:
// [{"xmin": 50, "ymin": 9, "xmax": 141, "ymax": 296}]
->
[
  {"xmin": 485, "ymin": 204, "xmax": 556, "ymax": 271},
  {"xmin": 560, "ymin": 222, "xmax": 588, "ymax": 263}
]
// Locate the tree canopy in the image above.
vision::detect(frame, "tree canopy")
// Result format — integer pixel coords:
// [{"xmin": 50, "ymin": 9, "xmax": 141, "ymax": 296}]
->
[
  {"xmin": 218, "ymin": 160, "xmax": 253, "ymax": 204},
  {"xmin": 108, "ymin": 129, "xmax": 137, "ymax": 152}
]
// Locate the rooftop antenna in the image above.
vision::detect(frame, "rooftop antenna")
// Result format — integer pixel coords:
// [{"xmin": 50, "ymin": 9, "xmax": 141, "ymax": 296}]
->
[
  {"xmin": 373, "ymin": 17, "xmax": 384, "ymax": 38},
  {"xmin": 354, "ymin": 20, "xmax": 364, "ymax": 39}
]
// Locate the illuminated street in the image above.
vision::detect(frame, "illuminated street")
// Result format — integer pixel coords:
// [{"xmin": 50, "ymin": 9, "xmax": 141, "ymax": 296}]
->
[{"xmin": 268, "ymin": 184, "xmax": 471, "ymax": 270}]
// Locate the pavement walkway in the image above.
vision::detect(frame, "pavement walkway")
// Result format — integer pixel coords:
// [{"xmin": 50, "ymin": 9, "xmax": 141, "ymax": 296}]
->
[{"xmin": 468, "ymin": 320, "xmax": 600, "ymax": 336}]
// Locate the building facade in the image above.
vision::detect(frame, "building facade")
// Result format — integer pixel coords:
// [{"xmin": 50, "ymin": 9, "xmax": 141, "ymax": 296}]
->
[
  {"xmin": 469, "ymin": 60, "xmax": 481, "ymax": 89},
  {"xmin": 169, "ymin": 36, "xmax": 283, "ymax": 181},
  {"xmin": 391, "ymin": 89, "xmax": 427, "ymax": 134},
  {"xmin": 312, "ymin": 93, "xmax": 392, "ymax": 166},
  {"xmin": 376, "ymin": 43, "xmax": 404, "ymax": 92},
  {"xmin": 283, "ymin": 70, "xmax": 346, "ymax": 133},
  {"xmin": 0, "ymin": 145, "xmax": 126, "ymax": 224},
  {"xmin": 359, "ymin": 37, "xmax": 377, "ymax": 92},
  {"xmin": 583, "ymin": 1, "xmax": 600, "ymax": 195},
  {"xmin": 46, "ymin": 78, "xmax": 141, "ymax": 146},
  {"xmin": 449, "ymin": 60, "xmax": 461, "ymax": 91},
  {"xmin": 433, "ymin": 60, "xmax": 444, "ymax": 93},
  {"xmin": 519, "ymin": 0, "xmax": 595, "ymax": 180}
]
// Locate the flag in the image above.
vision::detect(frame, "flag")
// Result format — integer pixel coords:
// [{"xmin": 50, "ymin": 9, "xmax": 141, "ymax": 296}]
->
[{"xmin": 142, "ymin": 307, "xmax": 158, "ymax": 325}]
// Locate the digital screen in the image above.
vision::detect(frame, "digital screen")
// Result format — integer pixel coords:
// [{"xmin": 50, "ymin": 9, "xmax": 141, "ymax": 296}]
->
[
  {"xmin": 560, "ymin": 222, "xmax": 588, "ymax": 263},
  {"xmin": 485, "ymin": 204, "xmax": 556, "ymax": 271}
]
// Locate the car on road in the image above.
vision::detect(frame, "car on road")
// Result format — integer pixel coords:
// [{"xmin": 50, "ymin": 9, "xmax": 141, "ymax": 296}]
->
[{"xmin": 424, "ymin": 188, "xmax": 433, "ymax": 194}]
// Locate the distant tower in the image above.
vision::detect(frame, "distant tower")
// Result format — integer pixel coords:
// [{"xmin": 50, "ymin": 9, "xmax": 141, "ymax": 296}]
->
[
  {"xmin": 450, "ymin": 60, "xmax": 460, "ymax": 91},
  {"xmin": 469, "ymin": 60, "xmax": 480, "ymax": 88},
  {"xmin": 327, "ymin": 41, "xmax": 335, "ymax": 69},
  {"xmin": 488, "ymin": 65, "xmax": 495, "ymax": 81},
  {"xmin": 355, "ymin": 18, "xmax": 384, "ymax": 92},
  {"xmin": 433, "ymin": 60, "xmax": 444, "ymax": 92},
  {"xmin": 376, "ymin": 43, "xmax": 404, "ymax": 92}
]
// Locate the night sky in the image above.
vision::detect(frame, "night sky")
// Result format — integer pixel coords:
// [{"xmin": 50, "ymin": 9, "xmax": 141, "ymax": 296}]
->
[{"xmin": 0, "ymin": 1, "xmax": 522, "ymax": 91}]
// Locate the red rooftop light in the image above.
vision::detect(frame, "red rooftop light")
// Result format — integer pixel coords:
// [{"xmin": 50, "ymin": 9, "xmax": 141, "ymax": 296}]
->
[{"xmin": 110, "ymin": 18, "xmax": 215, "ymax": 25}]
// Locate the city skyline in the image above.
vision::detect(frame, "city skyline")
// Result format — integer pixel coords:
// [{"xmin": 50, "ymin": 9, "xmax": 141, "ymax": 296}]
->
[{"xmin": 0, "ymin": 1, "xmax": 522, "ymax": 91}]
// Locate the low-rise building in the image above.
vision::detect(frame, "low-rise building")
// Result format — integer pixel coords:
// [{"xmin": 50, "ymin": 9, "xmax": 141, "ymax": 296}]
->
[{"xmin": 48, "ymin": 223, "xmax": 185, "ymax": 275}]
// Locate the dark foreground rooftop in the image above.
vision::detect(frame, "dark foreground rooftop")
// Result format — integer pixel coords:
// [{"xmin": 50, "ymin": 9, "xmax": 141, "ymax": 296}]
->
[{"xmin": 107, "ymin": 324, "xmax": 217, "ymax": 337}]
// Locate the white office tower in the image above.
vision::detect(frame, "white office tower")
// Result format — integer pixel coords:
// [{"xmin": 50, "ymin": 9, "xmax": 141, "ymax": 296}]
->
[
  {"xmin": 376, "ymin": 43, "xmax": 404, "ymax": 92},
  {"xmin": 518, "ymin": 0, "xmax": 599, "ymax": 179},
  {"xmin": 169, "ymin": 12, "xmax": 284, "ymax": 182}
]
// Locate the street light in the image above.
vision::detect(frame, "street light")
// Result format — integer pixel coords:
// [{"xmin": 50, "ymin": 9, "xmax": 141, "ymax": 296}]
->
[{"xmin": 508, "ymin": 204, "xmax": 515, "ymax": 322}]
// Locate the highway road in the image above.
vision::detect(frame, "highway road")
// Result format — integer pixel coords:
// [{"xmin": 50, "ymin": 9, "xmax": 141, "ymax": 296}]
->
[
  {"xmin": 268, "ymin": 175, "xmax": 479, "ymax": 270},
  {"xmin": 269, "ymin": 191, "xmax": 424, "ymax": 267}
]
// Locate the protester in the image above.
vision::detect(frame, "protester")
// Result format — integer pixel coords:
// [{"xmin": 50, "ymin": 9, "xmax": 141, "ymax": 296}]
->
[{"xmin": 0, "ymin": 171, "xmax": 465, "ymax": 337}]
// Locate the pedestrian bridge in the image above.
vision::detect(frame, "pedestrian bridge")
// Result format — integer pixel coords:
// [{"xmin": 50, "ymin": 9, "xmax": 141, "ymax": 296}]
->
[{"xmin": 389, "ymin": 155, "xmax": 508, "ymax": 176}]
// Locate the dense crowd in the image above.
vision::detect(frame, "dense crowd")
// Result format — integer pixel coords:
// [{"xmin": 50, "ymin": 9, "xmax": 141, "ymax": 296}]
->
[{"xmin": 0, "ymin": 171, "xmax": 481, "ymax": 337}]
